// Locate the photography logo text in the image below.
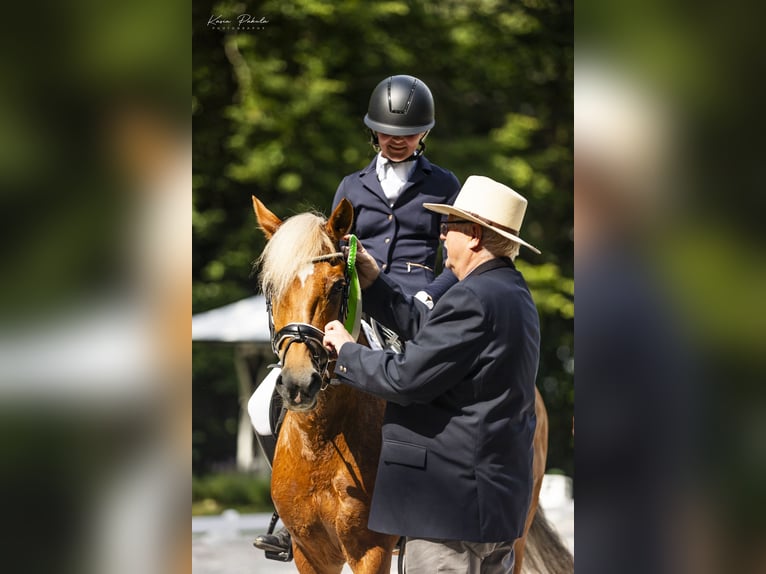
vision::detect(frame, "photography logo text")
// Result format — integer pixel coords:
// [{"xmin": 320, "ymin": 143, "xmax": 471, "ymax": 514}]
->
[{"xmin": 208, "ymin": 14, "xmax": 269, "ymax": 32}]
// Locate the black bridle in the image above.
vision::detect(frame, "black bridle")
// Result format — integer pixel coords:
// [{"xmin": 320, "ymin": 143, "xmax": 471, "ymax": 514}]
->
[{"xmin": 266, "ymin": 251, "xmax": 349, "ymax": 381}]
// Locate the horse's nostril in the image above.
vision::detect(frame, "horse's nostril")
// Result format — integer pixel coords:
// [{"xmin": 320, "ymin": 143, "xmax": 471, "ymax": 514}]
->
[{"xmin": 310, "ymin": 372, "xmax": 322, "ymax": 392}]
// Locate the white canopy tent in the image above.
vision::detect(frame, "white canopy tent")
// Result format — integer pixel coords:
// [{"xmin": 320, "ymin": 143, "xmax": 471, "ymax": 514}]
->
[
  {"xmin": 192, "ymin": 295, "xmax": 271, "ymax": 343},
  {"xmin": 192, "ymin": 295, "xmax": 273, "ymax": 472}
]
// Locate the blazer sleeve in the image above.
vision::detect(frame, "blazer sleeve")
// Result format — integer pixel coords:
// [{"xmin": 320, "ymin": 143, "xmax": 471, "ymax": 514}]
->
[
  {"xmin": 335, "ymin": 285, "xmax": 490, "ymax": 406},
  {"xmin": 423, "ymin": 268, "xmax": 458, "ymax": 301},
  {"xmin": 362, "ymin": 272, "xmax": 429, "ymax": 339}
]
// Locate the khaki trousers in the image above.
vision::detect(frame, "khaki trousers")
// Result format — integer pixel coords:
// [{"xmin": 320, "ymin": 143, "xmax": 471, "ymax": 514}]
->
[{"xmin": 404, "ymin": 537, "xmax": 515, "ymax": 574}]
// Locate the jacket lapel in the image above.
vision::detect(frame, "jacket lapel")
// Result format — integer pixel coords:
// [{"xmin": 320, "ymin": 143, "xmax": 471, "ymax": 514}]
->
[
  {"xmin": 359, "ymin": 157, "xmax": 389, "ymax": 205},
  {"xmin": 396, "ymin": 156, "xmax": 433, "ymax": 206}
]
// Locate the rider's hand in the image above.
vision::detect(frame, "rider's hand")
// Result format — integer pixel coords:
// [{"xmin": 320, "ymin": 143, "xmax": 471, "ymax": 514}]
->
[{"xmin": 344, "ymin": 236, "xmax": 380, "ymax": 289}]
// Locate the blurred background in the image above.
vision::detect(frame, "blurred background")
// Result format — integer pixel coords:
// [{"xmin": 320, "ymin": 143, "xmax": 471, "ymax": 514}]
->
[
  {"xmin": 577, "ymin": 0, "xmax": 766, "ymax": 573},
  {"xmin": 191, "ymin": 0, "xmax": 574, "ymax": 525},
  {"xmin": 3, "ymin": 0, "xmax": 764, "ymax": 572},
  {"xmin": 0, "ymin": 0, "xmax": 188, "ymax": 573}
]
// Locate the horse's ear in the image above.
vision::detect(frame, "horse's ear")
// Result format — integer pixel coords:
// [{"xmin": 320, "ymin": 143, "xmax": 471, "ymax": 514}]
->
[
  {"xmin": 326, "ymin": 198, "xmax": 354, "ymax": 242},
  {"xmin": 252, "ymin": 196, "xmax": 282, "ymax": 239}
]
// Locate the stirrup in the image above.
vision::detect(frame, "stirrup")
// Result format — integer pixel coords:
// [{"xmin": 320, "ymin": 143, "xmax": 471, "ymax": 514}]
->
[
  {"xmin": 259, "ymin": 512, "xmax": 293, "ymax": 562},
  {"xmin": 264, "ymin": 548, "xmax": 293, "ymax": 562}
]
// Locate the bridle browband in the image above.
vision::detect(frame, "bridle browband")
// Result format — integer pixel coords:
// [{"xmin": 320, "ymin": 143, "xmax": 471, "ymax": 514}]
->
[{"xmin": 265, "ymin": 251, "xmax": 348, "ymax": 384}]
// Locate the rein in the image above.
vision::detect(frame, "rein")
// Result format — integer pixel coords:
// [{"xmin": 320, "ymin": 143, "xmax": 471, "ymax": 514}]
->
[{"xmin": 265, "ymin": 236, "xmax": 361, "ymax": 388}]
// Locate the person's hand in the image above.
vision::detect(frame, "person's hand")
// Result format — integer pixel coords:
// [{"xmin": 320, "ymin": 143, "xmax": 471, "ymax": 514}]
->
[
  {"xmin": 324, "ymin": 320, "xmax": 355, "ymax": 355},
  {"xmin": 345, "ymin": 236, "xmax": 379, "ymax": 289}
]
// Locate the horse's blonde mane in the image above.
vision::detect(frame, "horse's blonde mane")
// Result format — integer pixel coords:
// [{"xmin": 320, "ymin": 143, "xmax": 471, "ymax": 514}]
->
[{"xmin": 257, "ymin": 212, "xmax": 335, "ymax": 302}]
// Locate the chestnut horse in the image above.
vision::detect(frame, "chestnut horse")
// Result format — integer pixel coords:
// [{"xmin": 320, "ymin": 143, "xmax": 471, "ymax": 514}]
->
[{"xmin": 252, "ymin": 196, "xmax": 572, "ymax": 574}]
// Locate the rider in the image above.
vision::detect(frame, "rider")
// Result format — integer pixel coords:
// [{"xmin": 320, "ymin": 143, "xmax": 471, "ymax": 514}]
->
[{"xmin": 251, "ymin": 74, "xmax": 460, "ymax": 557}]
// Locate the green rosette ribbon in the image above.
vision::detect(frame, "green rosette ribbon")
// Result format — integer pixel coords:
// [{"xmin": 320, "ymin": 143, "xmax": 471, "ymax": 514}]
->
[{"xmin": 344, "ymin": 234, "xmax": 362, "ymax": 340}]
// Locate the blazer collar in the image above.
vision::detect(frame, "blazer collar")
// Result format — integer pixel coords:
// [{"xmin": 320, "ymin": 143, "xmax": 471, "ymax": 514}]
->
[
  {"xmin": 359, "ymin": 154, "xmax": 433, "ymax": 205},
  {"xmin": 359, "ymin": 153, "xmax": 433, "ymax": 175},
  {"xmin": 469, "ymin": 257, "xmax": 515, "ymax": 277}
]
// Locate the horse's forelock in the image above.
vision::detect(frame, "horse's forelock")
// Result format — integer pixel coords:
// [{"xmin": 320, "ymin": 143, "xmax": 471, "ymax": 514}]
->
[{"xmin": 258, "ymin": 212, "xmax": 334, "ymax": 301}]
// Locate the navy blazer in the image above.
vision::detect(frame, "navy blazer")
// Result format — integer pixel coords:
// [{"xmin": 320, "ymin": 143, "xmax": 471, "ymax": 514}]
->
[
  {"xmin": 332, "ymin": 155, "xmax": 460, "ymax": 297},
  {"xmin": 334, "ymin": 258, "xmax": 540, "ymax": 542}
]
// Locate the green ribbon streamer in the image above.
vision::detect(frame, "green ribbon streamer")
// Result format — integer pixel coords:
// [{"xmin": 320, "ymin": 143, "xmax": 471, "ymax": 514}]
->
[{"xmin": 344, "ymin": 234, "xmax": 362, "ymax": 339}]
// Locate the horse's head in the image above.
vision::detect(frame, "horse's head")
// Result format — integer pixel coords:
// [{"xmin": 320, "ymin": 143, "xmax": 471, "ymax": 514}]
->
[{"xmin": 252, "ymin": 196, "xmax": 354, "ymax": 412}]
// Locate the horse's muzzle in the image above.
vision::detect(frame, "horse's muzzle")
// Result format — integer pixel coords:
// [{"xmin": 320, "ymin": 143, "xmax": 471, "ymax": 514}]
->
[{"xmin": 276, "ymin": 370, "xmax": 323, "ymax": 411}]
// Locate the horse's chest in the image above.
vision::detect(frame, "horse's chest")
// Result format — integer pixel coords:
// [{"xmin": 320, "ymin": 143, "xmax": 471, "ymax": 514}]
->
[{"xmin": 272, "ymin": 437, "xmax": 370, "ymax": 524}]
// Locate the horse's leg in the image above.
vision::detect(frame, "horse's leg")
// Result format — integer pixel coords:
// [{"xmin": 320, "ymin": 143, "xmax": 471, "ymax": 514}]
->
[
  {"xmin": 334, "ymin": 507, "xmax": 396, "ymax": 573},
  {"xmin": 345, "ymin": 543, "xmax": 394, "ymax": 574},
  {"xmin": 335, "ymin": 510, "xmax": 396, "ymax": 574},
  {"xmin": 514, "ymin": 387, "xmax": 550, "ymax": 574},
  {"xmin": 293, "ymin": 543, "xmax": 344, "ymax": 574}
]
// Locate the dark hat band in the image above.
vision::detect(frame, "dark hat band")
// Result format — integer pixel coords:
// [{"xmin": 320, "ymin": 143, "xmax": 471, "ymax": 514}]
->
[{"xmin": 463, "ymin": 210, "xmax": 519, "ymax": 236}]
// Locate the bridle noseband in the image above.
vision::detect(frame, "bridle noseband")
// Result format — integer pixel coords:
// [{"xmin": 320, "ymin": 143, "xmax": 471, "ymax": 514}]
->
[
  {"xmin": 271, "ymin": 321, "xmax": 333, "ymax": 377},
  {"xmin": 266, "ymin": 251, "xmax": 349, "ymax": 383}
]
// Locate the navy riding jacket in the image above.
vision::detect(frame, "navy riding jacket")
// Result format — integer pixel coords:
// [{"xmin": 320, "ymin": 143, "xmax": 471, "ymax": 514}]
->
[
  {"xmin": 332, "ymin": 154, "xmax": 460, "ymax": 299},
  {"xmin": 334, "ymin": 258, "xmax": 540, "ymax": 542}
]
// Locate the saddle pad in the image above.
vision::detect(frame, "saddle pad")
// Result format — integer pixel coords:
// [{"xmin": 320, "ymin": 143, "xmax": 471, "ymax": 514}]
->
[{"xmin": 248, "ymin": 367, "xmax": 281, "ymax": 436}]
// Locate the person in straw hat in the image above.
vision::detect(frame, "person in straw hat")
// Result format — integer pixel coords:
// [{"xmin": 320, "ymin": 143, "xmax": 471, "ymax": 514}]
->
[{"xmin": 323, "ymin": 175, "xmax": 541, "ymax": 573}]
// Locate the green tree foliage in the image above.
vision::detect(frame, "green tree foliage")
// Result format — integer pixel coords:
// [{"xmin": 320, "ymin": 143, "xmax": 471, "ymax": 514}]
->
[{"xmin": 193, "ymin": 0, "xmax": 573, "ymax": 476}]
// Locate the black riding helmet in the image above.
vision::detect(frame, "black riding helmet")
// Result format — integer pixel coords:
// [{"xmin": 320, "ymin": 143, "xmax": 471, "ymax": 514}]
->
[{"xmin": 364, "ymin": 75, "xmax": 435, "ymax": 136}]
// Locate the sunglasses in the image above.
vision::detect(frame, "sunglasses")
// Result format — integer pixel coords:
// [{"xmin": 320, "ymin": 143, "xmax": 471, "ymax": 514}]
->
[{"xmin": 439, "ymin": 220, "xmax": 471, "ymax": 235}]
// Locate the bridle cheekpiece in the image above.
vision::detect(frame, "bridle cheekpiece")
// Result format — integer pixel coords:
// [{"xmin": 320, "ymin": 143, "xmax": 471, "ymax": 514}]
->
[{"xmin": 265, "ymin": 246, "xmax": 352, "ymax": 384}]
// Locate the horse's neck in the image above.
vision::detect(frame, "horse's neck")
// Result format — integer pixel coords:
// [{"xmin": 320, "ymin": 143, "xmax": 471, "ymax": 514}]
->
[
  {"xmin": 284, "ymin": 338, "xmax": 380, "ymax": 448},
  {"xmin": 287, "ymin": 384, "xmax": 380, "ymax": 446}
]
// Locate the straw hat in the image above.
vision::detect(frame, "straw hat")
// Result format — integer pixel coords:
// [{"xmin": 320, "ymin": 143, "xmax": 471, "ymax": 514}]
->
[{"xmin": 423, "ymin": 175, "xmax": 540, "ymax": 254}]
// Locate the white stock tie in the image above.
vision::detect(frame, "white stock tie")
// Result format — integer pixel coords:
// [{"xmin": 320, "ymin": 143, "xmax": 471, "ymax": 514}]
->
[{"xmin": 377, "ymin": 155, "xmax": 416, "ymax": 203}]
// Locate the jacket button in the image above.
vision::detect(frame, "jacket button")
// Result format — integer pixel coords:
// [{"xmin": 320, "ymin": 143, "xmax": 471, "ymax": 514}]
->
[
  {"xmin": 387, "ymin": 214, "xmax": 393, "ymax": 221},
  {"xmin": 384, "ymin": 237, "xmax": 390, "ymax": 244},
  {"xmin": 381, "ymin": 263, "xmax": 387, "ymax": 270}
]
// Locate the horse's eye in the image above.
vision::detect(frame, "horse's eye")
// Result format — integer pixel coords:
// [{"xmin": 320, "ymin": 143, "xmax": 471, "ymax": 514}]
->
[{"xmin": 330, "ymin": 279, "xmax": 346, "ymax": 296}]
